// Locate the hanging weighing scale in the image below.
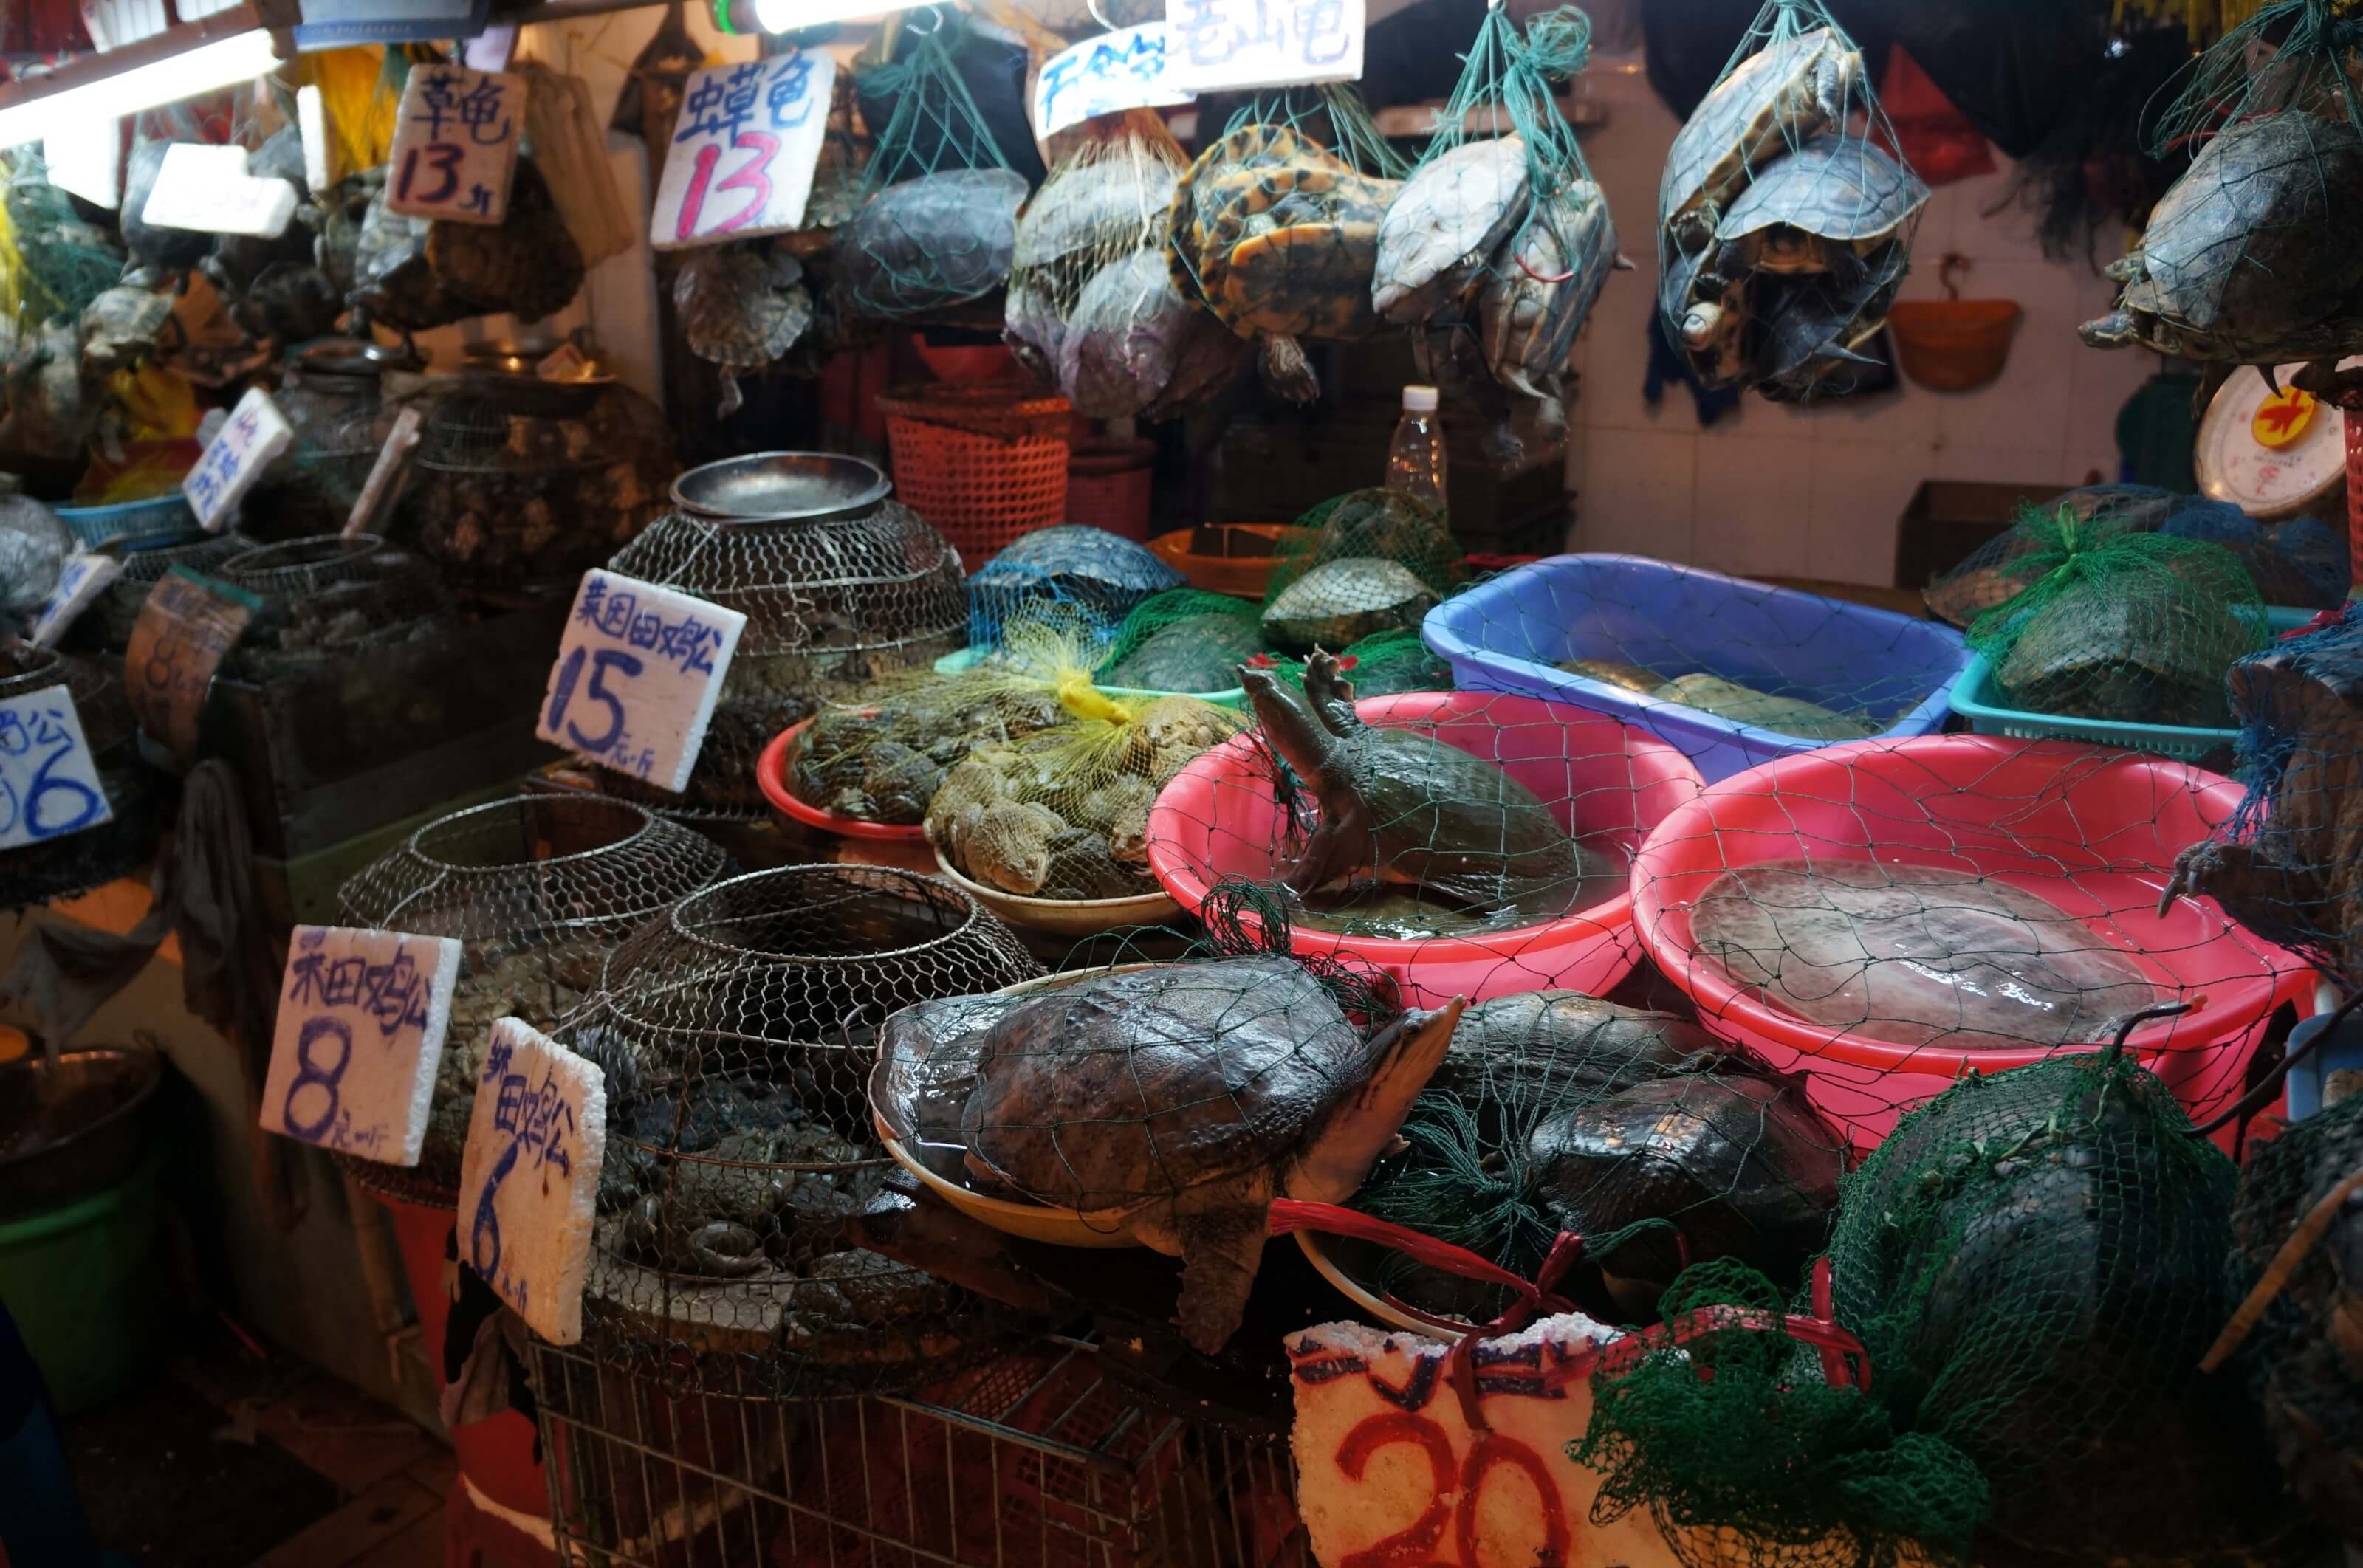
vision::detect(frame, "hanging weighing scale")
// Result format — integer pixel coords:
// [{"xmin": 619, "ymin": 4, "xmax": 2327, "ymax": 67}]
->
[{"xmin": 2194, "ymin": 359, "xmax": 2356, "ymax": 521}]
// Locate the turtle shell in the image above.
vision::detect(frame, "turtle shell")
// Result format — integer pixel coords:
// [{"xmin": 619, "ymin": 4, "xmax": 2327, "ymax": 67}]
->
[
  {"xmin": 1716, "ymin": 134, "xmax": 1927, "ymax": 254},
  {"xmin": 80, "ymin": 285, "xmax": 174, "ymax": 371},
  {"xmin": 840, "ymin": 168, "xmax": 1029, "ymax": 319},
  {"xmin": 1215, "ymin": 165, "xmax": 1398, "ymax": 340},
  {"xmin": 1372, "ymin": 135, "xmax": 1531, "ymax": 324},
  {"xmin": 1659, "ymin": 27, "xmax": 1851, "ymax": 248},
  {"xmin": 1753, "ymin": 238, "xmax": 1904, "ymax": 389},
  {"xmin": 675, "ymin": 246, "xmax": 811, "ymax": 371},
  {"xmin": 2127, "ymin": 111, "xmax": 2363, "ymax": 346},
  {"xmin": 1012, "ymin": 142, "xmax": 1179, "ymax": 312},
  {"xmin": 1144, "ymin": 308, "xmax": 1252, "ymax": 419},
  {"xmin": 1478, "ymin": 184, "xmax": 1617, "ymax": 400},
  {"xmin": 961, "ymin": 957, "xmax": 1365, "ymax": 1211},
  {"xmin": 1060, "ymin": 247, "xmax": 1193, "ymax": 419},
  {"xmin": 1165, "ymin": 124, "xmax": 1323, "ymax": 312}
]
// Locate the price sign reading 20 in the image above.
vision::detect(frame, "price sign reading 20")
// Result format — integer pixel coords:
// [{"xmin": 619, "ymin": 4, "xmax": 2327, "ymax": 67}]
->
[
  {"xmin": 651, "ymin": 50, "xmax": 838, "ymax": 251},
  {"xmin": 536, "ymin": 570, "xmax": 747, "ymax": 794}
]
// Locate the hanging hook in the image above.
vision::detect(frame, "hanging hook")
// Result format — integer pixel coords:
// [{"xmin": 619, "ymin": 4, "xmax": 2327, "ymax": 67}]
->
[
  {"xmin": 1087, "ymin": 0, "xmax": 1114, "ymax": 31},
  {"xmin": 906, "ymin": 4, "xmax": 944, "ymax": 35}
]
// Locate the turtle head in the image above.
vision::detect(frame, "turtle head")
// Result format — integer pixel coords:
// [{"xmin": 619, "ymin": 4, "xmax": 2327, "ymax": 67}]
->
[
  {"xmin": 2077, "ymin": 309, "xmax": 2139, "ymax": 351},
  {"xmin": 1285, "ymin": 997, "xmax": 1466, "ymax": 1204},
  {"xmin": 1240, "ymin": 662, "xmax": 1339, "ymax": 782},
  {"xmin": 1680, "ymin": 301, "xmax": 1726, "ymax": 348}
]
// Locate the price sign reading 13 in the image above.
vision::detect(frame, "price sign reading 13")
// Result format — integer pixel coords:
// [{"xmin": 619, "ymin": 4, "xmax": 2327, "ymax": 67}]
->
[
  {"xmin": 387, "ymin": 65, "xmax": 526, "ymax": 226},
  {"xmin": 652, "ymin": 50, "xmax": 839, "ymax": 251}
]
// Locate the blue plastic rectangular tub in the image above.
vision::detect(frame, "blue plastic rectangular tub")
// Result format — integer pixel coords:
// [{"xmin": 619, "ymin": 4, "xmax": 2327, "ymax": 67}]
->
[{"xmin": 1421, "ymin": 553, "xmax": 1969, "ymax": 783}]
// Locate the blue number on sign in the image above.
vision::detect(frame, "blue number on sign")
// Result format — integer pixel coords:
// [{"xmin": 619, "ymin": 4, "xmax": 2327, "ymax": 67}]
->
[
  {"xmin": 564, "ymin": 648, "xmax": 642, "ymax": 754},
  {"xmin": 471, "ymin": 1135, "xmax": 521, "ymax": 1283},
  {"xmin": 24, "ymin": 743, "xmax": 102, "ymax": 838},
  {"xmin": 546, "ymin": 646, "xmax": 587, "ymax": 735},
  {"xmin": 283, "ymin": 1016, "xmax": 353, "ymax": 1141}
]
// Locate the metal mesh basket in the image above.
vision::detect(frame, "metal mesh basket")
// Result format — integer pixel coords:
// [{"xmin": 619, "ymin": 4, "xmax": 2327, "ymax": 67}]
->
[
  {"xmin": 0, "ymin": 642, "xmax": 158, "ymax": 910},
  {"xmin": 333, "ymin": 793, "xmax": 735, "ymax": 1204},
  {"xmin": 558, "ymin": 864, "xmax": 1044, "ymax": 1397},
  {"xmin": 217, "ymin": 532, "xmax": 455, "ymax": 673},
  {"xmin": 600, "ymin": 455, "xmax": 967, "ymax": 818},
  {"xmin": 94, "ymin": 532, "xmax": 254, "ymax": 648},
  {"xmin": 531, "ymin": 1333, "xmax": 1306, "ymax": 1568}
]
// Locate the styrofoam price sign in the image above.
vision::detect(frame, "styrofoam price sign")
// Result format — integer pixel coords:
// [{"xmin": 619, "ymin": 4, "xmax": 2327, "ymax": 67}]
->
[
  {"xmin": 182, "ymin": 386, "xmax": 294, "ymax": 533},
  {"xmin": 259, "ymin": 926, "xmax": 464, "ymax": 1166},
  {"xmin": 29, "ymin": 551, "xmax": 125, "ymax": 650},
  {"xmin": 388, "ymin": 64, "xmax": 526, "ymax": 226},
  {"xmin": 140, "ymin": 143, "xmax": 300, "ymax": 238},
  {"xmin": 651, "ymin": 49, "xmax": 837, "ymax": 251},
  {"xmin": 458, "ymin": 1017, "xmax": 606, "ymax": 1344},
  {"xmin": 0, "ymin": 686, "xmax": 113, "ymax": 850},
  {"xmin": 1033, "ymin": 24, "xmax": 1196, "ymax": 137},
  {"xmin": 537, "ymin": 570, "xmax": 746, "ymax": 793},
  {"xmin": 1164, "ymin": 0, "xmax": 1363, "ymax": 91}
]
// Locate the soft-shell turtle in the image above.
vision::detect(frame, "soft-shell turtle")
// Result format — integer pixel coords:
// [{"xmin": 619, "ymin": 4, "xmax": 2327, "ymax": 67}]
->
[
  {"xmin": 839, "ymin": 168, "xmax": 1029, "ymax": 320},
  {"xmin": 957, "ymin": 957, "xmax": 1464, "ymax": 1350},
  {"xmin": 1715, "ymin": 134, "xmax": 1925, "ymax": 287},
  {"xmin": 1372, "ymin": 135, "xmax": 1532, "ymax": 324},
  {"xmin": 1659, "ymin": 27, "xmax": 1862, "ymax": 256},
  {"xmin": 1478, "ymin": 185, "xmax": 1619, "ymax": 400},
  {"xmin": 1241, "ymin": 649, "xmax": 1585, "ymax": 909},
  {"xmin": 2080, "ymin": 111, "xmax": 2363, "ymax": 368},
  {"xmin": 674, "ymin": 244, "xmax": 812, "ymax": 416}
]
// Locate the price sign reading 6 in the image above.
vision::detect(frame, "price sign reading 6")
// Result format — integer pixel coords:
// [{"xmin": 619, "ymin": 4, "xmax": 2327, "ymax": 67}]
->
[
  {"xmin": 652, "ymin": 50, "xmax": 837, "ymax": 251},
  {"xmin": 457, "ymin": 1019, "xmax": 608, "ymax": 1345},
  {"xmin": 537, "ymin": 570, "xmax": 745, "ymax": 794},
  {"xmin": 0, "ymin": 688, "xmax": 113, "ymax": 853}
]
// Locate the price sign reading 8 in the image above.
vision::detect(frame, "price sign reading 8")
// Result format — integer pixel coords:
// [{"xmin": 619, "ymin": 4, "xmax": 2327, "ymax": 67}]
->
[
  {"xmin": 258, "ymin": 926, "xmax": 462, "ymax": 1166},
  {"xmin": 536, "ymin": 570, "xmax": 747, "ymax": 794},
  {"xmin": 457, "ymin": 1019, "xmax": 608, "ymax": 1345},
  {"xmin": 652, "ymin": 50, "xmax": 838, "ymax": 251},
  {"xmin": 0, "ymin": 686, "xmax": 113, "ymax": 853}
]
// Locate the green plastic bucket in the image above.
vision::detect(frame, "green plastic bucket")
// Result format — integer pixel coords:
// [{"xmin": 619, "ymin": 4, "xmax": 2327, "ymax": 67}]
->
[{"xmin": 0, "ymin": 1153, "xmax": 168, "ymax": 1414}]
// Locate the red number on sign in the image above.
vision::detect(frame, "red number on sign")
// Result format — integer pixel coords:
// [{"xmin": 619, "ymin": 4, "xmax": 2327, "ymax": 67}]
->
[
  {"xmin": 674, "ymin": 131, "xmax": 783, "ymax": 241},
  {"xmin": 1334, "ymin": 1412, "xmax": 1457, "ymax": 1568},
  {"xmin": 397, "ymin": 142, "xmax": 464, "ymax": 204}
]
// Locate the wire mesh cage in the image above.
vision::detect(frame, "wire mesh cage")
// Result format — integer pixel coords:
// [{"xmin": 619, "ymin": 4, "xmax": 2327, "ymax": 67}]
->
[
  {"xmin": 216, "ymin": 532, "xmax": 456, "ymax": 672},
  {"xmin": 0, "ymin": 641, "xmax": 158, "ymax": 909},
  {"xmin": 531, "ymin": 1333, "xmax": 1307, "ymax": 1568},
  {"xmin": 600, "ymin": 455, "xmax": 967, "ymax": 818},
  {"xmin": 247, "ymin": 340, "xmax": 411, "ymax": 544},
  {"xmin": 556, "ymin": 864, "xmax": 1044, "ymax": 1397},
  {"xmin": 92, "ymin": 532, "xmax": 255, "ymax": 648},
  {"xmin": 334, "ymin": 792, "xmax": 735, "ymax": 1204}
]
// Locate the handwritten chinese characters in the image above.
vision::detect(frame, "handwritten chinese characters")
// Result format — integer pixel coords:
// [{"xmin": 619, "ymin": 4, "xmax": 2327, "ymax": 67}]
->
[
  {"xmin": 1032, "ymin": 24, "xmax": 1196, "ymax": 138},
  {"xmin": 388, "ymin": 65, "xmax": 525, "ymax": 226},
  {"xmin": 123, "ymin": 567, "xmax": 259, "ymax": 766},
  {"xmin": 1163, "ymin": 0, "xmax": 1365, "ymax": 92},
  {"xmin": 651, "ymin": 50, "xmax": 837, "ymax": 251},
  {"xmin": 261, "ymin": 926, "xmax": 462, "ymax": 1166},
  {"xmin": 457, "ymin": 1018, "xmax": 607, "ymax": 1344},
  {"xmin": 183, "ymin": 386, "xmax": 294, "ymax": 533},
  {"xmin": 0, "ymin": 687, "xmax": 112, "ymax": 851},
  {"xmin": 537, "ymin": 570, "xmax": 747, "ymax": 794},
  {"xmin": 30, "ymin": 552, "xmax": 124, "ymax": 650}
]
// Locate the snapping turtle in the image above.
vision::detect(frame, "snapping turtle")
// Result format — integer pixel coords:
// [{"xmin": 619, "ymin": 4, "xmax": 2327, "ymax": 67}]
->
[
  {"xmin": 1241, "ymin": 649, "xmax": 1586, "ymax": 909},
  {"xmin": 1715, "ymin": 134, "xmax": 1925, "ymax": 284},
  {"xmin": 1659, "ymin": 27, "xmax": 1862, "ymax": 257},
  {"xmin": 840, "ymin": 168, "xmax": 1029, "ymax": 320},
  {"xmin": 1478, "ymin": 186, "xmax": 1620, "ymax": 400},
  {"xmin": 957, "ymin": 957, "xmax": 1465, "ymax": 1350},
  {"xmin": 2080, "ymin": 112, "xmax": 2363, "ymax": 370},
  {"xmin": 1372, "ymin": 135, "xmax": 1532, "ymax": 324},
  {"xmin": 674, "ymin": 244, "xmax": 812, "ymax": 416}
]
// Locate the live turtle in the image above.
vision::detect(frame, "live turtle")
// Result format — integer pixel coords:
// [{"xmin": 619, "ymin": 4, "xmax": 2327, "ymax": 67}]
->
[
  {"xmin": 2079, "ymin": 111, "xmax": 2363, "ymax": 371},
  {"xmin": 839, "ymin": 168, "xmax": 1029, "ymax": 320},
  {"xmin": 1009, "ymin": 145, "xmax": 1179, "ymax": 382},
  {"xmin": 426, "ymin": 159, "xmax": 585, "ymax": 322},
  {"xmin": 1262, "ymin": 557, "xmax": 1438, "ymax": 650},
  {"xmin": 1059, "ymin": 248, "xmax": 1194, "ymax": 419},
  {"xmin": 79, "ymin": 283, "xmax": 176, "ymax": 374},
  {"xmin": 1144, "ymin": 307, "xmax": 1253, "ymax": 418},
  {"xmin": 955, "ymin": 957, "xmax": 1465, "ymax": 1350},
  {"xmin": 1751, "ymin": 242, "xmax": 1904, "ymax": 398},
  {"xmin": 1371, "ymin": 135, "xmax": 1532, "ymax": 325},
  {"xmin": 1477, "ymin": 184, "xmax": 1621, "ymax": 400},
  {"xmin": 1715, "ymin": 134, "xmax": 1925, "ymax": 287},
  {"xmin": 1661, "ymin": 245, "xmax": 1752, "ymax": 386},
  {"xmin": 1659, "ymin": 27, "xmax": 1862, "ymax": 258},
  {"xmin": 674, "ymin": 244, "xmax": 812, "ymax": 416},
  {"xmin": 1241, "ymin": 648, "xmax": 1590, "ymax": 910}
]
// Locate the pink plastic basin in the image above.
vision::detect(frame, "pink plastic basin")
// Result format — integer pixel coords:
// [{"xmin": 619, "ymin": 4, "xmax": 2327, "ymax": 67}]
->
[
  {"xmin": 1630, "ymin": 734, "xmax": 2310, "ymax": 1150},
  {"xmin": 1148, "ymin": 691, "xmax": 1703, "ymax": 1008}
]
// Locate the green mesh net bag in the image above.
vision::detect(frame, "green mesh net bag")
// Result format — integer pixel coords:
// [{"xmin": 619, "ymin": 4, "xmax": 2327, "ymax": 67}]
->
[
  {"xmin": 1337, "ymin": 991, "xmax": 1845, "ymax": 1328},
  {"xmin": 1294, "ymin": 627, "xmax": 1451, "ymax": 697},
  {"xmin": 1261, "ymin": 487, "xmax": 1465, "ymax": 653},
  {"xmin": 1095, "ymin": 588, "xmax": 1265, "ymax": 695},
  {"xmin": 1166, "ymin": 84, "xmax": 1407, "ymax": 402},
  {"xmin": 1373, "ymin": 7, "xmax": 1619, "ymax": 403},
  {"xmin": 1964, "ymin": 506, "xmax": 2268, "ymax": 727},
  {"xmin": 1577, "ymin": 1044, "xmax": 2315, "ymax": 1568},
  {"xmin": 1656, "ymin": 0, "xmax": 1926, "ymax": 400},
  {"xmin": 841, "ymin": 12, "xmax": 1031, "ymax": 323},
  {"xmin": 2082, "ymin": 1, "xmax": 2363, "ymax": 374}
]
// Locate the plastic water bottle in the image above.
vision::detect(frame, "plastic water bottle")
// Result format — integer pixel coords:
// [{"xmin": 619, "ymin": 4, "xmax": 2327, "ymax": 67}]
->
[{"xmin": 1385, "ymin": 385, "xmax": 1447, "ymax": 512}]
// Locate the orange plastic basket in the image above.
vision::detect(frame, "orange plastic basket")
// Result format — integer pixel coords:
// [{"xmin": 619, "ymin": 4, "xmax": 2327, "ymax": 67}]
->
[{"xmin": 879, "ymin": 381, "xmax": 1072, "ymax": 568}]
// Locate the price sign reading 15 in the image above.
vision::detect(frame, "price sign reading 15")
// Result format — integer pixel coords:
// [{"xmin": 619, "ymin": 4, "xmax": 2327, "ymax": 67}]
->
[
  {"xmin": 651, "ymin": 49, "xmax": 837, "ymax": 251},
  {"xmin": 388, "ymin": 64, "xmax": 525, "ymax": 226},
  {"xmin": 538, "ymin": 570, "xmax": 747, "ymax": 794}
]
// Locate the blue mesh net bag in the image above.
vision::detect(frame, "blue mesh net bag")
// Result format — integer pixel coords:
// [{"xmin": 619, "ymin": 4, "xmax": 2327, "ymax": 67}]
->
[{"xmin": 964, "ymin": 525, "xmax": 1185, "ymax": 654}]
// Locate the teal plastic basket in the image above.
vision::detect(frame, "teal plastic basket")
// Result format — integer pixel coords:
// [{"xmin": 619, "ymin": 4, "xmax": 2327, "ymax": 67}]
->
[{"xmin": 1947, "ymin": 605, "xmax": 2319, "ymax": 762}]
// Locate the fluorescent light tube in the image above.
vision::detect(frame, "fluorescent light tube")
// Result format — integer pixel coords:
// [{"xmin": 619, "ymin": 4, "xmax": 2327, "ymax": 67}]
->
[
  {"xmin": 0, "ymin": 23, "xmax": 281, "ymax": 149},
  {"xmin": 751, "ymin": 0, "xmax": 928, "ymax": 32}
]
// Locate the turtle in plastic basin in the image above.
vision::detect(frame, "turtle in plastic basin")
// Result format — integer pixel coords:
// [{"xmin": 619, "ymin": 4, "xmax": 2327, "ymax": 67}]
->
[
  {"xmin": 1659, "ymin": 27, "xmax": 1863, "ymax": 257},
  {"xmin": 2081, "ymin": 111, "xmax": 2363, "ymax": 371},
  {"xmin": 1371, "ymin": 134, "xmax": 1532, "ymax": 324},
  {"xmin": 956, "ymin": 957, "xmax": 1465, "ymax": 1351},
  {"xmin": 1242, "ymin": 649, "xmax": 1589, "ymax": 910}
]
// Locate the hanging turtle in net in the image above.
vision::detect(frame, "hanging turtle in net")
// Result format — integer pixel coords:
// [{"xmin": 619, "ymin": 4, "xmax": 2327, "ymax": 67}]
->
[
  {"xmin": 1373, "ymin": 6, "xmax": 1625, "ymax": 404},
  {"xmin": 673, "ymin": 242, "xmax": 812, "ymax": 418},
  {"xmin": 2083, "ymin": 1, "xmax": 2363, "ymax": 399},
  {"xmin": 837, "ymin": 10, "xmax": 1031, "ymax": 324},
  {"xmin": 1656, "ymin": 0, "xmax": 1924, "ymax": 399},
  {"xmin": 1166, "ymin": 86, "xmax": 1407, "ymax": 403},
  {"xmin": 1006, "ymin": 112, "xmax": 1186, "ymax": 387},
  {"xmin": 1577, "ymin": 1036, "xmax": 2320, "ymax": 1568}
]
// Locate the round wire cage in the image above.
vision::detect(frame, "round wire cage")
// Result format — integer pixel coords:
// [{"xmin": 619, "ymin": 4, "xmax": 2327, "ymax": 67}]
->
[
  {"xmin": 0, "ymin": 642, "xmax": 159, "ymax": 911},
  {"xmin": 94, "ymin": 531, "xmax": 255, "ymax": 648},
  {"xmin": 556, "ymin": 862, "xmax": 1044, "ymax": 1399},
  {"xmin": 598, "ymin": 455, "xmax": 968, "ymax": 819},
  {"xmin": 217, "ymin": 532, "xmax": 455, "ymax": 670},
  {"xmin": 333, "ymin": 793, "xmax": 735, "ymax": 1204}
]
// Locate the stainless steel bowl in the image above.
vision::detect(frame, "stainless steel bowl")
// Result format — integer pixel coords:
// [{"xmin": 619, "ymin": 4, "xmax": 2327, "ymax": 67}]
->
[
  {"xmin": 0, "ymin": 1046, "xmax": 162, "ymax": 1220},
  {"xmin": 670, "ymin": 452, "xmax": 893, "ymax": 523}
]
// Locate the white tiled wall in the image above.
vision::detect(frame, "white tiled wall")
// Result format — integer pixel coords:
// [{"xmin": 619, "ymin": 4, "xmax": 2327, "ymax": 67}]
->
[{"xmin": 1564, "ymin": 54, "xmax": 2161, "ymax": 585}]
